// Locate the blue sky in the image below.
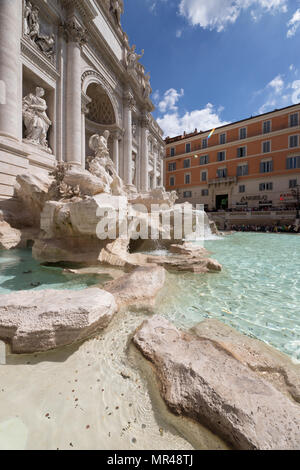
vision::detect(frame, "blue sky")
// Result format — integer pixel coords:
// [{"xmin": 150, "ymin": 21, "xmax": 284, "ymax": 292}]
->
[{"xmin": 122, "ymin": 0, "xmax": 300, "ymax": 137}]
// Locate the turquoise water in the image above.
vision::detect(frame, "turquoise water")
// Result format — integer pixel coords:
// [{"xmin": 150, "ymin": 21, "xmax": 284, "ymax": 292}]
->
[
  {"xmin": 157, "ymin": 233, "xmax": 300, "ymax": 361},
  {"xmin": 1, "ymin": 234, "xmax": 300, "ymax": 360},
  {"xmin": 0, "ymin": 249, "xmax": 105, "ymax": 294}
]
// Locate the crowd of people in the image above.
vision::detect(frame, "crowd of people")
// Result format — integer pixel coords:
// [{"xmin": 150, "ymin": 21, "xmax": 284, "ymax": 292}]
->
[{"xmin": 228, "ymin": 224, "xmax": 300, "ymax": 233}]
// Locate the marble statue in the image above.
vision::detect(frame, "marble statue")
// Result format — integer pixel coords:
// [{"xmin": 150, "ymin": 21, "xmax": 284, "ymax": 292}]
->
[
  {"xmin": 110, "ymin": 0, "xmax": 124, "ymax": 26},
  {"xmin": 88, "ymin": 131, "xmax": 125, "ymax": 196},
  {"xmin": 23, "ymin": 0, "xmax": 55, "ymax": 59},
  {"xmin": 127, "ymin": 45, "xmax": 144, "ymax": 71},
  {"xmin": 143, "ymin": 73, "xmax": 152, "ymax": 99},
  {"xmin": 22, "ymin": 87, "xmax": 52, "ymax": 153}
]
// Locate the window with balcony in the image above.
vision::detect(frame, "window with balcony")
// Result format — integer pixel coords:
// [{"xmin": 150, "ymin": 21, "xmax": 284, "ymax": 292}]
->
[
  {"xmin": 237, "ymin": 146, "xmax": 247, "ymax": 158},
  {"xmin": 200, "ymin": 155, "xmax": 209, "ymax": 165},
  {"xmin": 220, "ymin": 133, "xmax": 226, "ymax": 145},
  {"xmin": 217, "ymin": 151, "xmax": 226, "ymax": 162},
  {"xmin": 202, "ymin": 189, "xmax": 209, "ymax": 197},
  {"xmin": 290, "ymin": 113, "xmax": 299, "ymax": 127},
  {"xmin": 262, "ymin": 141, "xmax": 271, "ymax": 153},
  {"xmin": 186, "ymin": 143, "xmax": 191, "ymax": 153},
  {"xmin": 237, "ymin": 164, "xmax": 249, "ymax": 176},
  {"xmin": 239, "ymin": 127, "xmax": 247, "ymax": 139},
  {"xmin": 185, "ymin": 173, "xmax": 191, "ymax": 185},
  {"xmin": 184, "ymin": 158, "xmax": 191, "ymax": 169},
  {"xmin": 287, "ymin": 156, "xmax": 300, "ymax": 169},
  {"xmin": 260, "ymin": 160, "xmax": 273, "ymax": 173},
  {"xmin": 289, "ymin": 135, "xmax": 299, "ymax": 148},
  {"xmin": 263, "ymin": 120, "xmax": 271, "ymax": 134},
  {"xmin": 168, "ymin": 162, "xmax": 176, "ymax": 171},
  {"xmin": 217, "ymin": 168, "xmax": 228, "ymax": 178},
  {"xmin": 169, "ymin": 176, "xmax": 175, "ymax": 186},
  {"xmin": 289, "ymin": 179, "xmax": 297, "ymax": 189},
  {"xmin": 259, "ymin": 183, "xmax": 273, "ymax": 191},
  {"xmin": 239, "ymin": 185, "xmax": 246, "ymax": 193},
  {"xmin": 170, "ymin": 147, "xmax": 175, "ymax": 157},
  {"xmin": 202, "ymin": 138, "xmax": 208, "ymax": 149}
]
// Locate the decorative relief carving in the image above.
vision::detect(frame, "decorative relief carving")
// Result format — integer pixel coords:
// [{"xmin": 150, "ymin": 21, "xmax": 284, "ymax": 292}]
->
[
  {"xmin": 123, "ymin": 91, "xmax": 136, "ymax": 110},
  {"xmin": 88, "ymin": 95, "xmax": 115, "ymax": 125},
  {"xmin": 23, "ymin": 1, "xmax": 56, "ymax": 61},
  {"xmin": 62, "ymin": 18, "xmax": 88, "ymax": 45},
  {"xmin": 22, "ymin": 87, "xmax": 52, "ymax": 153}
]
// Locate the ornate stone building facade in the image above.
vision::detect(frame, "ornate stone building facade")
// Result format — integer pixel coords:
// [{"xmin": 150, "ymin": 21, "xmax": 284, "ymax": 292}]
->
[{"xmin": 0, "ymin": 0, "xmax": 165, "ymax": 199}]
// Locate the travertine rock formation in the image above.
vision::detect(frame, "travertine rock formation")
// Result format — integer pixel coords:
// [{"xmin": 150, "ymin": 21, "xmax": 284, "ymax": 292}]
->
[
  {"xmin": 0, "ymin": 288, "xmax": 117, "ymax": 353},
  {"xmin": 133, "ymin": 316, "xmax": 300, "ymax": 450},
  {"xmin": 104, "ymin": 265, "xmax": 166, "ymax": 309},
  {"xmin": 15, "ymin": 172, "xmax": 52, "ymax": 226},
  {"xmin": 0, "ymin": 221, "xmax": 21, "ymax": 250}
]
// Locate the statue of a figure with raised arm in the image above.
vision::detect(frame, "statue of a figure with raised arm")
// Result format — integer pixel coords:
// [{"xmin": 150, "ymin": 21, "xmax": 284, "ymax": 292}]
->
[
  {"xmin": 22, "ymin": 87, "xmax": 52, "ymax": 153},
  {"xmin": 88, "ymin": 131, "xmax": 125, "ymax": 196},
  {"xmin": 127, "ymin": 45, "xmax": 144, "ymax": 71},
  {"xmin": 110, "ymin": 0, "xmax": 124, "ymax": 26}
]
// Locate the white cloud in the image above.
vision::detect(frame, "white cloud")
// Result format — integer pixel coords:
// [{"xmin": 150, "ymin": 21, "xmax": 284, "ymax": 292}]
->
[
  {"xmin": 257, "ymin": 72, "xmax": 300, "ymax": 114},
  {"xmin": 287, "ymin": 9, "xmax": 300, "ymax": 37},
  {"xmin": 158, "ymin": 88, "xmax": 184, "ymax": 113},
  {"xmin": 176, "ymin": 29, "xmax": 183, "ymax": 38},
  {"xmin": 157, "ymin": 101, "xmax": 229, "ymax": 138},
  {"xmin": 178, "ymin": 0, "xmax": 287, "ymax": 32},
  {"xmin": 268, "ymin": 75, "xmax": 284, "ymax": 94}
]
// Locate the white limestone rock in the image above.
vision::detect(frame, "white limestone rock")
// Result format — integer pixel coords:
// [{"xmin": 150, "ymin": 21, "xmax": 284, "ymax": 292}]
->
[
  {"xmin": 63, "ymin": 168, "xmax": 107, "ymax": 196},
  {"xmin": 0, "ymin": 288, "xmax": 118, "ymax": 353},
  {"xmin": 133, "ymin": 315, "xmax": 300, "ymax": 450},
  {"xmin": 0, "ymin": 221, "xmax": 21, "ymax": 250},
  {"xmin": 15, "ymin": 173, "xmax": 52, "ymax": 226}
]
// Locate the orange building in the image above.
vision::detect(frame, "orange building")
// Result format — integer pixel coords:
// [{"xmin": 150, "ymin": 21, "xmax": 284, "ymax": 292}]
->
[{"xmin": 165, "ymin": 103, "xmax": 300, "ymax": 212}]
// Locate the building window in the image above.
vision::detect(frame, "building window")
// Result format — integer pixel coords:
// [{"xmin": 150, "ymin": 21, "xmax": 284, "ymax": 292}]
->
[
  {"xmin": 239, "ymin": 185, "xmax": 246, "ymax": 193},
  {"xmin": 202, "ymin": 189, "xmax": 209, "ymax": 197},
  {"xmin": 201, "ymin": 171, "xmax": 207, "ymax": 182},
  {"xmin": 169, "ymin": 176, "xmax": 175, "ymax": 186},
  {"xmin": 185, "ymin": 173, "xmax": 191, "ymax": 185},
  {"xmin": 289, "ymin": 179, "xmax": 298, "ymax": 189},
  {"xmin": 259, "ymin": 183, "xmax": 273, "ymax": 191},
  {"xmin": 217, "ymin": 168, "xmax": 227, "ymax": 178},
  {"xmin": 237, "ymin": 164, "xmax": 249, "ymax": 176},
  {"xmin": 168, "ymin": 162, "xmax": 176, "ymax": 171},
  {"xmin": 183, "ymin": 191, "xmax": 192, "ymax": 198},
  {"xmin": 183, "ymin": 158, "xmax": 191, "ymax": 169},
  {"xmin": 237, "ymin": 146, "xmax": 247, "ymax": 158},
  {"xmin": 290, "ymin": 113, "xmax": 299, "ymax": 127},
  {"xmin": 202, "ymin": 138, "xmax": 208, "ymax": 149},
  {"xmin": 239, "ymin": 127, "xmax": 247, "ymax": 140},
  {"xmin": 289, "ymin": 135, "xmax": 299, "ymax": 148},
  {"xmin": 170, "ymin": 147, "xmax": 175, "ymax": 157},
  {"xmin": 200, "ymin": 155, "xmax": 209, "ymax": 165},
  {"xmin": 287, "ymin": 156, "xmax": 300, "ymax": 169},
  {"xmin": 263, "ymin": 120, "xmax": 271, "ymax": 134},
  {"xmin": 217, "ymin": 151, "xmax": 226, "ymax": 162},
  {"xmin": 262, "ymin": 141, "xmax": 271, "ymax": 153},
  {"xmin": 220, "ymin": 133, "xmax": 226, "ymax": 145},
  {"xmin": 260, "ymin": 160, "xmax": 273, "ymax": 173},
  {"xmin": 186, "ymin": 143, "xmax": 191, "ymax": 153}
]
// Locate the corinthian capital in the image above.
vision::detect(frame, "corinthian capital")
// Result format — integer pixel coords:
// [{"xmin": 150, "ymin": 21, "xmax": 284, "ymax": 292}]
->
[
  {"xmin": 62, "ymin": 18, "xmax": 88, "ymax": 45},
  {"xmin": 140, "ymin": 112, "xmax": 150, "ymax": 128},
  {"xmin": 123, "ymin": 91, "xmax": 136, "ymax": 110}
]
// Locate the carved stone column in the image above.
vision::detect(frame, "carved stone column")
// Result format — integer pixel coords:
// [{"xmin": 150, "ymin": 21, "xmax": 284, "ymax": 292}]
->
[
  {"xmin": 64, "ymin": 19, "xmax": 87, "ymax": 166},
  {"xmin": 160, "ymin": 148, "xmax": 165, "ymax": 187},
  {"xmin": 140, "ymin": 112, "xmax": 150, "ymax": 192},
  {"xmin": 81, "ymin": 92, "xmax": 91, "ymax": 169},
  {"xmin": 123, "ymin": 91, "xmax": 135, "ymax": 186},
  {"xmin": 0, "ymin": 0, "xmax": 22, "ymax": 141},
  {"xmin": 112, "ymin": 130, "xmax": 121, "ymax": 176},
  {"xmin": 153, "ymin": 141, "xmax": 158, "ymax": 190}
]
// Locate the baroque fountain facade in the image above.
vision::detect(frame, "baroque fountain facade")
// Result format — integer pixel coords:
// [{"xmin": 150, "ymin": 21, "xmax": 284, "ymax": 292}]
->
[{"xmin": 0, "ymin": 0, "xmax": 299, "ymax": 452}]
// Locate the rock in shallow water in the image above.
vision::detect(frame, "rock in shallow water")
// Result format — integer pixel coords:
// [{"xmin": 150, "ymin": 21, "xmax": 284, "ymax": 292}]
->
[
  {"xmin": 0, "ymin": 288, "xmax": 117, "ymax": 354},
  {"xmin": 133, "ymin": 315, "xmax": 300, "ymax": 450}
]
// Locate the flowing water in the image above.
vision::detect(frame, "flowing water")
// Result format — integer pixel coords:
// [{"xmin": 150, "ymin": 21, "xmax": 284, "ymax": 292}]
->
[{"xmin": 0, "ymin": 232, "xmax": 299, "ymax": 450}]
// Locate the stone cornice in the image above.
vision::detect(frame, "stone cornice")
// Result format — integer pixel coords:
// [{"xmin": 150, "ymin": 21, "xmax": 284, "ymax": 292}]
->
[{"xmin": 21, "ymin": 37, "xmax": 60, "ymax": 81}]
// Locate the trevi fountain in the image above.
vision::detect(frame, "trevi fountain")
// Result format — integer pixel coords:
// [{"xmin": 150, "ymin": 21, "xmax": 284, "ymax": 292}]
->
[{"xmin": 0, "ymin": 0, "xmax": 299, "ymax": 451}]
